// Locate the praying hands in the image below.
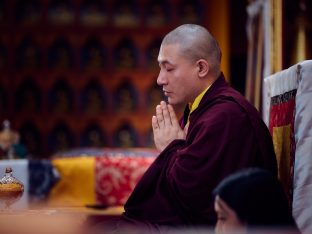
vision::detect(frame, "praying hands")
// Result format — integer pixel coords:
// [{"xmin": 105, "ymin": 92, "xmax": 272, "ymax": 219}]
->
[{"xmin": 152, "ymin": 101, "xmax": 188, "ymax": 151}]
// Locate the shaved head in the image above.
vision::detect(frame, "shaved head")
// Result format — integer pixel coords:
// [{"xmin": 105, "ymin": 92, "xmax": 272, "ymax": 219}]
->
[{"xmin": 162, "ymin": 24, "xmax": 222, "ymax": 77}]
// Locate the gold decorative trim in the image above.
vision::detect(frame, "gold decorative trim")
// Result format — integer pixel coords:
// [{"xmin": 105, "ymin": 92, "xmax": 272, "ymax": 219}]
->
[{"xmin": 270, "ymin": 0, "xmax": 283, "ymax": 73}]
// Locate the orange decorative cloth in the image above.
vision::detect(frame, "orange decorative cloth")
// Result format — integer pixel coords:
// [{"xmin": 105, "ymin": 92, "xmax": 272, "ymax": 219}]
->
[
  {"xmin": 48, "ymin": 157, "xmax": 96, "ymax": 206},
  {"xmin": 47, "ymin": 148, "xmax": 157, "ymax": 207}
]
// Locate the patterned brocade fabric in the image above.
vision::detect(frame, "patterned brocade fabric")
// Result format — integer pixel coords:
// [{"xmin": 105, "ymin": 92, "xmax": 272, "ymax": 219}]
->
[
  {"xmin": 269, "ymin": 89, "xmax": 297, "ymax": 204},
  {"xmin": 47, "ymin": 148, "xmax": 157, "ymax": 207},
  {"xmin": 95, "ymin": 156, "xmax": 155, "ymax": 206},
  {"xmin": 264, "ymin": 64, "xmax": 299, "ymax": 205}
]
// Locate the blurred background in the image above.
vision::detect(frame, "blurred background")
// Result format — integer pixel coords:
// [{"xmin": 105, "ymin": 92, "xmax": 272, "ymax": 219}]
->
[{"xmin": 0, "ymin": 0, "xmax": 311, "ymax": 158}]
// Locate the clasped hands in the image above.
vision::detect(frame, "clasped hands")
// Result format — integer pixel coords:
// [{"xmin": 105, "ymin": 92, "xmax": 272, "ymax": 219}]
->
[{"xmin": 152, "ymin": 101, "xmax": 189, "ymax": 152}]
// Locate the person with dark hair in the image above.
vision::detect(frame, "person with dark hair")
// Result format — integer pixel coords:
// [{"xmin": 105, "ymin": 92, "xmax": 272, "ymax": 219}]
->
[{"xmin": 213, "ymin": 168, "xmax": 299, "ymax": 234}]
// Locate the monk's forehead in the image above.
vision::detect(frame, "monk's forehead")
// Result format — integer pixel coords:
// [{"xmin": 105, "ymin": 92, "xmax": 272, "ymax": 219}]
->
[{"xmin": 157, "ymin": 44, "xmax": 182, "ymax": 64}]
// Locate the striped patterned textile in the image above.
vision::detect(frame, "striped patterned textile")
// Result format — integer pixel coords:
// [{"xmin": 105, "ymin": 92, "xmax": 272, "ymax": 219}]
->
[{"xmin": 263, "ymin": 63, "xmax": 298, "ymax": 205}]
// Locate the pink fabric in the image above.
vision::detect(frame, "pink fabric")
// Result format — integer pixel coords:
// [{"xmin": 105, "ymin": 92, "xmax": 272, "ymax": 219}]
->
[{"xmin": 95, "ymin": 156, "xmax": 155, "ymax": 206}]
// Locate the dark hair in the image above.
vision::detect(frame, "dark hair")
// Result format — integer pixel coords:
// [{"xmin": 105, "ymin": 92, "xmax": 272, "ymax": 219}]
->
[{"xmin": 213, "ymin": 168, "xmax": 298, "ymax": 229}]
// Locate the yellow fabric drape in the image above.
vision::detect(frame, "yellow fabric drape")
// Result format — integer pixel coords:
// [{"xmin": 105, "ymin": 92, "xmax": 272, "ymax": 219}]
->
[
  {"xmin": 272, "ymin": 125, "xmax": 291, "ymax": 193},
  {"xmin": 48, "ymin": 157, "xmax": 96, "ymax": 207}
]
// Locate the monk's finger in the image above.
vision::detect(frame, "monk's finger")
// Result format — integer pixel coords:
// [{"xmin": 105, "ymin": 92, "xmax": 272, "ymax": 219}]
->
[
  {"xmin": 161, "ymin": 101, "xmax": 171, "ymax": 126},
  {"xmin": 168, "ymin": 104, "xmax": 179, "ymax": 127},
  {"xmin": 184, "ymin": 122, "xmax": 189, "ymax": 135},
  {"xmin": 156, "ymin": 104, "xmax": 164, "ymax": 128},
  {"xmin": 152, "ymin": 115, "xmax": 159, "ymax": 131}
]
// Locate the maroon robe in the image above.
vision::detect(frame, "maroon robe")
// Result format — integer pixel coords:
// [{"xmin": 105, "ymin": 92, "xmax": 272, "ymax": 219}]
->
[{"xmin": 123, "ymin": 74, "xmax": 277, "ymax": 227}]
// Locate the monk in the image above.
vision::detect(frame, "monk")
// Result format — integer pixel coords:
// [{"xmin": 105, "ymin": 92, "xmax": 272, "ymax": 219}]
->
[{"xmin": 95, "ymin": 24, "xmax": 277, "ymax": 232}]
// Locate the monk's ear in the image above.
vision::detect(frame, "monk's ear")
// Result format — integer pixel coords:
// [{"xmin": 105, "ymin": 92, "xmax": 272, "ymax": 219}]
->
[{"xmin": 196, "ymin": 59, "xmax": 209, "ymax": 78}]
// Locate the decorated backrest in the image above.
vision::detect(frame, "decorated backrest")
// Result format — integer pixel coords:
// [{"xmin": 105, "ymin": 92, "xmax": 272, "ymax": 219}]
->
[
  {"xmin": 263, "ymin": 60, "xmax": 312, "ymax": 233},
  {"xmin": 263, "ymin": 63, "xmax": 299, "ymax": 204}
]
